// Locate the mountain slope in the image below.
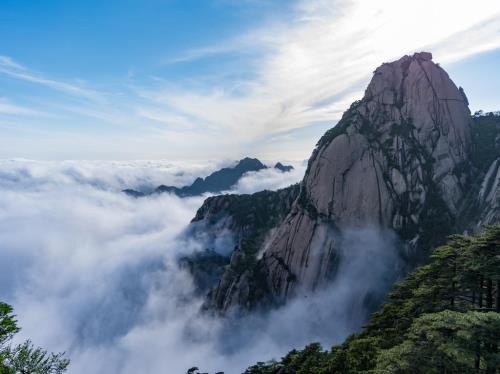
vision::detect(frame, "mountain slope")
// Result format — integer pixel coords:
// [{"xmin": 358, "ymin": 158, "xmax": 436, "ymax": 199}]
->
[
  {"xmin": 242, "ymin": 225, "xmax": 500, "ymax": 374},
  {"xmin": 156, "ymin": 157, "xmax": 267, "ymax": 196},
  {"xmin": 262, "ymin": 51, "xmax": 472, "ymax": 300},
  {"xmin": 184, "ymin": 184, "xmax": 300, "ymax": 306},
  {"xmin": 124, "ymin": 158, "xmax": 294, "ymax": 197},
  {"xmin": 191, "ymin": 53, "xmax": 500, "ymax": 313}
]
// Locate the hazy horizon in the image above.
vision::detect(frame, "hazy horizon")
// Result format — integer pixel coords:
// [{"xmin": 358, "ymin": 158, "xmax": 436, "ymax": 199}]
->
[{"xmin": 1, "ymin": 0, "xmax": 500, "ymax": 161}]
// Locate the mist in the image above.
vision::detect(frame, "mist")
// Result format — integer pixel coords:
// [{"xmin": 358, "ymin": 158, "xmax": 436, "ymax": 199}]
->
[{"xmin": 0, "ymin": 160, "xmax": 402, "ymax": 373}]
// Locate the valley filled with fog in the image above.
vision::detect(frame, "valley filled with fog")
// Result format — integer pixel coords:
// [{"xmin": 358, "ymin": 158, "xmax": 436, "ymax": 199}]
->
[{"xmin": 0, "ymin": 159, "xmax": 403, "ymax": 373}]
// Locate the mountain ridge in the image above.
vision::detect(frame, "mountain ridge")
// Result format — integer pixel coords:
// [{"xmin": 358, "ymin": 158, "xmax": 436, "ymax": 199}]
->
[
  {"xmin": 123, "ymin": 157, "xmax": 294, "ymax": 197},
  {"xmin": 190, "ymin": 52, "xmax": 500, "ymax": 314}
]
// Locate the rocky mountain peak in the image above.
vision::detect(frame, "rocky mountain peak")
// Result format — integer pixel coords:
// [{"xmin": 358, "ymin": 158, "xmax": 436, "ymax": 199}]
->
[
  {"xmin": 274, "ymin": 162, "xmax": 294, "ymax": 172},
  {"xmin": 235, "ymin": 157, "xmax": 266, "ymax": 170},
  {"xmin": 191, "ymin": 53, "xmax": 500, "ymax": 314},
  {"xmin": 304, "ymin": 51, "xmax": 472, "ymax": 226},
  {"xmin": 201, "ymin": 53, "xmax": 479, "ymax": 311},
  {"xmin": 267, "ymin": 51, "xmax": 474, "ymax": 298}
]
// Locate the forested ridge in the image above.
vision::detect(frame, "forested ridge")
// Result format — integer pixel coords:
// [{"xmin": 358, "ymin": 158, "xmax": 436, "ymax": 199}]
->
[{"xmin": 239, "ymin": 225, "xmax": 500, "ymax": 373}]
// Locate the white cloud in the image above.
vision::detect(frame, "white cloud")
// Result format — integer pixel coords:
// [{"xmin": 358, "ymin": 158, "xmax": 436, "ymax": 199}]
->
[
  {"xmin": 0, "ymin": 56, "xmax": 106, "ymax": 102},
  {"xmin": 2, "ymin": 0, "xmax": 500, "ymax": 160},
  {"xmin": 230, "ymin": 162, "xmax": 306, "ymax": 194},
  {"xmin": 0, "ymin": 159, "xmax": 230, "ymax": 192},
  {"xmin": 137, "ymin": 0, "xmax": 500, "ymax": 149},
  {"xmin": 0, "ymin": 160, "xmax": 402, "ymax": 373},
  {"xmin": 0, "ymin": 98, "xmax": 41, "ymax": 116}
]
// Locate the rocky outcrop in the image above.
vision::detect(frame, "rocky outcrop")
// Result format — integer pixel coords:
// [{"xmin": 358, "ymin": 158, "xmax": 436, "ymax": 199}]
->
[
  {"xmin": 476, "ymin": 158, "xmax": 500, "ymax": 227},
  {"xmin": 193, "ymin": 53, "xmax": 499, "ymax": 313},
  {"xmin": 457, "ymin": 112, "xmax": 500, "ymax": 232},
  {"xmin": 261, "ymin": 52, "xmax": 473, "ymax": 299},
  {"xmin": 182, "ymin": 184, "xmax": 300, "ymax": 303}
]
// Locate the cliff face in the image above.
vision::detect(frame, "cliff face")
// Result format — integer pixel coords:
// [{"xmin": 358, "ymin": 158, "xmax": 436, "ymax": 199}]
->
[
  {"xmin": 183, "ymin": 185, "xmax": 300, "ymax": 306},
  {"xmin": 262, "ymin": 52, "xmax": 473, "ymax": 299},
  {"xmin": 190, "ymin": 53, "xmax": 499, "ymax": 313},
  {"xmin": 476, "ymin": 158, "xmax": 500, "ymax": 227}
]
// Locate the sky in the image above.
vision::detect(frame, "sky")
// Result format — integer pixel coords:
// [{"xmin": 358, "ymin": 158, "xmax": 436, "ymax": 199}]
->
[{"xmin": 1, "ymin": 0, "xmax": 500, "ymax": 161}]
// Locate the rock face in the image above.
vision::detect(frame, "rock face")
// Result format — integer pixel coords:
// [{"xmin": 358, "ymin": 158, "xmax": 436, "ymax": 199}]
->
[
  {"xmin": 465, "ymin": 112, "xmax": 500, "ymax": 229},
  {"xmin": 184, "ymin": 185, "xmax": 300, "ymax": 308},
  {"xmin": 262, "ymin": 52, "xmax": 473, "ymax": 299},
  {"xmin": 475, "ymin": 158, "xmax": 500, "ymax": 227},
  {"xmin": 191, "ymin": 53, "xmax": 500, "ymax": 313}
]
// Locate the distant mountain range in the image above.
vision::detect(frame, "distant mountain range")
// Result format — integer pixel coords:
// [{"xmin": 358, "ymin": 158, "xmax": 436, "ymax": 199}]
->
[{"xmin": 123, "ymin": 157, "xmax": 294, "ymax": 197}]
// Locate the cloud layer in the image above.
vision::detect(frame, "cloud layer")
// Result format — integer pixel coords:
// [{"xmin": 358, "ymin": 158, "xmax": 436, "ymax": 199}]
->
[{"xmin": 0, "ymin": 160, "xmax": 405, "ymax": 373}]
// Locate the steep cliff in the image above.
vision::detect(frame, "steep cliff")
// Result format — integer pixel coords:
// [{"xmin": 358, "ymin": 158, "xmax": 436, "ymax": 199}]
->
[
  {"xmin": 262, "ymin": 52, "xmax": 473, "ymax": 299},
  {"xmin": 191, "ymin": 53, "xmax": 500, "ymax": 313},
  {"xmin": 466, "ymin": 113, "xmax": 500, "ymax": 228},
  {"xmin": 182, "ymin": 184, "xmax": 299, "ymax": 300}
]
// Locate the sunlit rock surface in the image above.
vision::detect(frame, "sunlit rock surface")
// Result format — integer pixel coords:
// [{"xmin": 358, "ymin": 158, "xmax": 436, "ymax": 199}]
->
[{"xmin": 190, "ymin": 53, "xmax": 499, "ymax": 313}]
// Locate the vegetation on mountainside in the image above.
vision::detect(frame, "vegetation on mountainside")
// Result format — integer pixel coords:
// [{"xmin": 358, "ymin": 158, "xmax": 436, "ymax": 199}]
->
[
  {"xmin": 189, "ymin": 184, "xmax": 300, "ymax": 300},
  {"xmin": 187, "ymin": 112, "xmax": 500, "ymax": 371},
  {"xmin": 193, "ymin": 184, "xmax": 299, "ymax": 236},
  {"xmin": 471, "ymin": 111, "xmax": 500, "ymax": 171},
  {"xmin": 0, "ymin": 303, "xmax": 69, "ymax": 374},
  {"xmin": 240, "ymin": 225, "xmax": 500, "ymax": 373},
  {"xmin": 457, "ymin": 111, "xmax": 500, "ymax": 231}
]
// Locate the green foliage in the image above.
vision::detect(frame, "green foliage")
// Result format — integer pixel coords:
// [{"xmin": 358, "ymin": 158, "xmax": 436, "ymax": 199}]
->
[
  {"xmin": 2, "ymin": 340, "xmax": 69, "ymax": 374},
  {"xmin": 315, "ymin": 100, "xmax": 362, "ymax": 149},
  {"xmin": 180, "ymin": 249, "xmax": 230, "ymax": 294},
  {"xmin": 471, "ymin": 111, "xmax": 500, "ymax": 171},
  {"xmin": 244, "ymin": 225, "xmax": 500, "ymax": 373},
  {"xmin": 192, "ymin": 184, "xmax": 301, "ymax": 308},
  {"xmin": 244, "ymin": 361, "xmax": 279, "ymax": 374},
  {"xmin": 0, "ymin": 303, "xmax": 19, "ymax": 349},
  {"xmin": 376, "ymin": 310, "xmax": 500, "ymax": 373},
  {"xmin": 185, "ymin": 366, "xmax": 222, "ymax": 374},
  {"xmin": 0, "ymin": 303, "xmax": 69, "ymax": 374}
]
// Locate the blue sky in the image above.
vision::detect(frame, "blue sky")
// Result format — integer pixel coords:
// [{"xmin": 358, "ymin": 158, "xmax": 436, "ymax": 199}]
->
[{"xmin": 1, "ymin": 0, "xmax": 500, "ymax": 160}]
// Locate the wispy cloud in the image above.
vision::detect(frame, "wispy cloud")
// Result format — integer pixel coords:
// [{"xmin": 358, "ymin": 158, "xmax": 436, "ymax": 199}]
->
[
  {"xmin": 143, "ymin": 0, "xmax": 500, "ymax": 148},
  {"xmin": 2, "ymin": 0, "xmax": 500, "ymax": 160},
  {"xmin": 0, "ymin": 56, "xmax": 106, "ymax": 102},
  {"xmin": 0, "ymin": 159, "xmax": 398, "ymax": 374},
  {"xmin": 0, "ymin": 98, "xmax": 41, "ymax": 116},
  {"xmin": 162, "ymin": 25, "xmax": 286, "ymax": 65}
]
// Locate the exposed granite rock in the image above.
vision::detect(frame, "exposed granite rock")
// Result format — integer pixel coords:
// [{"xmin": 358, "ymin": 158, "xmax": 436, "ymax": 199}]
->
[
  {"xmin": 457, "ymin": 112, "xmax": 500, "ymax": 232},
  {"xmin": 476, "ymin": 158, "xmax": 500, "ymax": 227},
  {"xmin": 193, "ymin": 53, "xmax": 499, "ymax": 313},
  {"xmin": 261, "ymin": 52, "xmax": 473, "ymax": 299},
  {"xmin": 182, "ymin": 184, "xmax": 300, "ymax": 308}
]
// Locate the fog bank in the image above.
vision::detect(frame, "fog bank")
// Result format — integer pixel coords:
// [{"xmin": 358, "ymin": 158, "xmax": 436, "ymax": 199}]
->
[{"xmin": 0, "ymin": 160, "xmax": 401, "ymax": 373}]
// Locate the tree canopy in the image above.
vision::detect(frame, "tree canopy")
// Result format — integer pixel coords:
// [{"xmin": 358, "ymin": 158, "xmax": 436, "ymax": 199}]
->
[
  {"xmin": 0, "ymin": 302, "xmax": 69, "ymax": 374},
  {"xmin": 242, "ymin": 225, "xmax": 500, "ymax": 373}
]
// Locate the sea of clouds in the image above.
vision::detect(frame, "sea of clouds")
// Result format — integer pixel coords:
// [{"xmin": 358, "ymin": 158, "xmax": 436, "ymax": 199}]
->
[{"xmin": 0, "ymin": 159, "xmax": 402, "ymax": 373}]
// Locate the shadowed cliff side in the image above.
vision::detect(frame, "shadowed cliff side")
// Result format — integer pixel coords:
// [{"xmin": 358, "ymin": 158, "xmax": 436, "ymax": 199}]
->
[{"xmin": 191, "ymin": 53, "xmax": 500, "ymax": 314}]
